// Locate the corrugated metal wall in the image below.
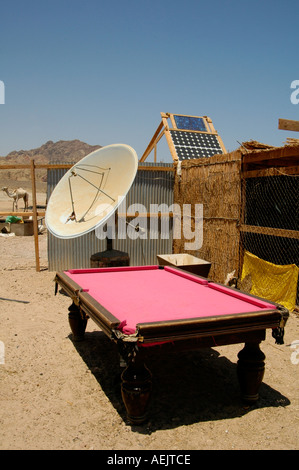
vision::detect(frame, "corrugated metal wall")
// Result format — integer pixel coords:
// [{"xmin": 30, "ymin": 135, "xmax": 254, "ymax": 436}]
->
[{"xmin": 47, "ymin": 162, "xmax": 174, "ymax": 271}]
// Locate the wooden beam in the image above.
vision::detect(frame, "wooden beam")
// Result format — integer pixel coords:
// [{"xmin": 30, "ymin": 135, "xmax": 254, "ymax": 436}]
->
[
  {"xmin": 242, "ymin": 165, "xmax": 299, "ymax": 178},
  {"xmin": 206, "ymin": 115, "xmax": 227, "ymax": 152},
  {"xmin": 242, "ymin": 145, "xmax": 299, "ymax": 166},
  {"xmin": 0, "ymin": 211, "xmax": 45, "ymax": 217},
  {"xmin": 240, "ymin": 224, "xmax": 299, "ymax": 240},
  {"xmin": 0, "ymin": 163, "xmax": 174, "ymax": 172},
  {"xmin": 278, "ymin": 118, "xmax": 299, "ymax": 132},
  {"xmin": 0, "ymin": 164, "xmax": 31, "ymax": 170},
  {"xmin": 0, "ymin": 163, "xmax": 72, "ymax": 170},
  {"xmin": 138, "ymin": 165, "xmax": 174, "ymax": 172},
  {"xmin": 139, "ymin": 121, "xmax": 164, "ymax": 162},
  {"xmin": 161, "ymin": 113, "xmax": 178, "ymax": 162}
]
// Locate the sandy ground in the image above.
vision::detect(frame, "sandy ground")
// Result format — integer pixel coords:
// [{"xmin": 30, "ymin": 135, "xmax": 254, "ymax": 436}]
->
[{"xmin": 0, "ymin": 201, "xmax": 298, "ymax": 449}]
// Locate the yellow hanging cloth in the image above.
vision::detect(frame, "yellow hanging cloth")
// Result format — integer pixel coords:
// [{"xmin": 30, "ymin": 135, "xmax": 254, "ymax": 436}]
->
[{"xmin": 241, "ymin": 251, "xmax": 298, "ymax": 312}]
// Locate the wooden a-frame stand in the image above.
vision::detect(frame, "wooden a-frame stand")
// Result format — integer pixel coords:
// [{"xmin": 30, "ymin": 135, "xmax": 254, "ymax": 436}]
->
[{"xmin": 140, "ymin": 112, "xmax": 226, "ymax": 162}]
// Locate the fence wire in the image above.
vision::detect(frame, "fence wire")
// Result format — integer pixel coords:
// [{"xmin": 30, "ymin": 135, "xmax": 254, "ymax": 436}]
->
[{"xmin": 241, "ymin": 174, "xmax": 299, "ymax": 305}]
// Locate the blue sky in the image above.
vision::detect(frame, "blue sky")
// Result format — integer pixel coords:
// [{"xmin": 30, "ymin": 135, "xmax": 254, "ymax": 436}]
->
[{"xmin": 0, "ymin": 0, "xmax": 298, "ymax": 162}]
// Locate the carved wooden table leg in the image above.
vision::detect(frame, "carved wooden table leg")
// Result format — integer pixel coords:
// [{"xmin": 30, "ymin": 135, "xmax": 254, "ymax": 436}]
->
[
  {"xmin": 121, "ymin": 355, "xmax": 152, "ymax": 425},
  {"xmin": 237, "ymin": 341, "xmax": 266, "ymax": 403},
  {"xmin": 68, "ymin": 301, "xmax": 88, "ymax": 341}
]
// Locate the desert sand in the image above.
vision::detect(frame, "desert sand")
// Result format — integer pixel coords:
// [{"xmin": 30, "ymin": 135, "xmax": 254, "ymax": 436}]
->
[{"xmin": 0, "ymin": 189, "xmax": 298, "ymax": 450}]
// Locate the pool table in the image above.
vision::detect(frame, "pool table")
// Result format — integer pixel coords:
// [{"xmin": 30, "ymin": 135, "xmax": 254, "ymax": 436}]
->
[{"xmin": 54, "ymin": 265, "xmax": 289, "ymax": 424}]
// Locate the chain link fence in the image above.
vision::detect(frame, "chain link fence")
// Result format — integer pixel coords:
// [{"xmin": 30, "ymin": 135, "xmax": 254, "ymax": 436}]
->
[{"xmin": 240, "ymin": 173, "xmax": 299, "ymax": 306}]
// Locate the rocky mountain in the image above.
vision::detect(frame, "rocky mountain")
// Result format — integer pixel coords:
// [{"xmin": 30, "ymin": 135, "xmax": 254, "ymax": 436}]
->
[{"xmin": 0, "ymin": 139, "xmax": 102, "ymax": 185}]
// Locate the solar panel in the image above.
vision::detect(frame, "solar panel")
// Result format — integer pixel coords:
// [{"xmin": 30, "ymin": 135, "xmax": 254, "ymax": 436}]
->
[
  {"xmin": 174, "ymin": 115, "xmax": 207, "ymax": 132},
  {"xmin": 170, "ymin": 130, "xmax": 224, "ymax": 161},
  {"xmin": 139, "ymin": 112, "xmax": 226, "ymax": 163}
]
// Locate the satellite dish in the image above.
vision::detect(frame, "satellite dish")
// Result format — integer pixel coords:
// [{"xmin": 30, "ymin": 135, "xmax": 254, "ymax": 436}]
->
[{"xmin": 45, "ymin": 144, "xmax": 138, "ymax": 239}]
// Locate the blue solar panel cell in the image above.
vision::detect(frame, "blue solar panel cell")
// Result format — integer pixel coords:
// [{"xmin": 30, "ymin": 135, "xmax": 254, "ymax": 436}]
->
[
  {"xmin": 170, "ymin": 130, "xmax": 223, "ymax": 160},
  {"xmin": 174, "ymin": 115, "xmax": 207, "ymax": 132}
]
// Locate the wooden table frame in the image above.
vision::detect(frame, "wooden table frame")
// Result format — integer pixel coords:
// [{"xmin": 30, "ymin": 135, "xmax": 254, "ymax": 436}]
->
[{"xmin": 54, "ymin": 267, "xmax": 288, "ymax": 424}]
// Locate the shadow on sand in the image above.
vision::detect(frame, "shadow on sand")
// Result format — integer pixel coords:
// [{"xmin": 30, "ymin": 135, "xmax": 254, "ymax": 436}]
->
[{"xmin": 70, "ymin": 330, "xmax": 290, "ymax": 434}]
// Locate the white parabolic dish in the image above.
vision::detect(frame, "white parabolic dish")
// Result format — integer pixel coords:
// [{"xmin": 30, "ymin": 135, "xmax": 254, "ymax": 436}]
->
[{"xmin": 45, "ymin": 144, "xmax": 138, "ymax": 239}]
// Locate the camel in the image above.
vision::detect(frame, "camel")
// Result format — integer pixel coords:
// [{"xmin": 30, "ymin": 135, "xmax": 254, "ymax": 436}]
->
[{"xmin": 1, "ymin": 187, "xmax": 29, "ymax": 212}]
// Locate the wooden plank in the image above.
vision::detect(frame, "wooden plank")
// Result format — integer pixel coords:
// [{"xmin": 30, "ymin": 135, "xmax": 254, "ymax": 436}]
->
[
  {"xmin": 0, "ymin": 164, "xmax": 30, "ymax": 170},
  {"xmin": 204, "ymin": 116, "xmax": 227, "ymax": 152},
  {"xmin": 278, "ymin": 118, "xmax": 299, "ymax": 132},
  {"xmin": 168, "ymin": 127, "xmax": 218, "ymax": 136},
  {"xmin": 215, "ymin": 134, "xmax": 226, "ymax": 154},
  {"xmin": 242, "ymin": 146, "xmax": 299, "ymax": 166},
  {"xmin": 139, "ymin": 121, "xmax": 164, "ymax": 162},
  {"xmin": 138, "ymin": 165, "xmax": 174, "ymax": 172},
  {"xmin": 161, "ymin": 113, "xmax": 178, "ymax": 162},
  {"xmin": 0, "ymin": 211, "xmax": 45, "ymax": 217},
  {"xmin": 205, "ymin": 115, "xmax": 226, "ymax": 151},
  {"xmin": 240, "ymin": 224, "xmax": 299, "ymax": 240},
  {"xmin": 242, "ymin": 165, "xmax": 299, "ymax": 178},
  {"xmin": 0, "ymin": 163, "xmax": 174, "ymax": 172},
  {"xmin": 169, "ymin": 113, "xmax": 176, "ymax": 129},
  {"xmin": 0, "ymin": 163, "xmax": 72, "ymax": 170},
  {"xmin": 204, "ymin": 116, "xmax": 214, "ymax": 133},
  {"xmin": 35, "ymin": 164, "xmax": 72, "ymax": 169}
]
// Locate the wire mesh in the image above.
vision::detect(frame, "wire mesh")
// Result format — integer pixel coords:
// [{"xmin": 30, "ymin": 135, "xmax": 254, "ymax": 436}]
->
[{"xmin": 241, "ymin": 173, "xmax": 299, "ymax": 304}]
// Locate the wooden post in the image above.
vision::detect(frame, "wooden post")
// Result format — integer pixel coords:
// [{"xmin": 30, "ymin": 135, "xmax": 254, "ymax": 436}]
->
[
  {"xmin": 238, "ymin": 175, "xmax": 247, "ymax": 278},
  {"xmin": 30, "ymin": 159, "xmax": 40, "ymax": 272},
  {"xmin": 161, "ymin": 113, "xmax": 179, "ymax": 162}
]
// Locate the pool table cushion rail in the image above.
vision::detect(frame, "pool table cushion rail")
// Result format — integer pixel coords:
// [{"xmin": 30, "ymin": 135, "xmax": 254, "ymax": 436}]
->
[
  {"xmin": 54, "ymin": 266, "xmax": 288, "ymax": 345},
  {"xmin": 134, "ymin": 309, "xmax": 285, "ymax": 344},
  {"xmin": 64, "ymin": 265, "xmax": 278, "ymax": 311},
  {"xmin": 54, "ymin": 271, "xmax": 122, "ymax": 339}
]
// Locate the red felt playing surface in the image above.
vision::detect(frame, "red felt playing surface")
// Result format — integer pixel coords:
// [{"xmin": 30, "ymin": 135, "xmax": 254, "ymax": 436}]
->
[{"xmin": 65, "ymin": 266, "xmax": 275, "ymax": 335}]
